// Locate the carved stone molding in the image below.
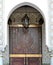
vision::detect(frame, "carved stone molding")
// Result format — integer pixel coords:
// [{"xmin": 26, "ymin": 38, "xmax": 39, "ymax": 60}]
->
[{"xmin": 0, "ymin": 0, "xmax": 3, "ymax": 51}]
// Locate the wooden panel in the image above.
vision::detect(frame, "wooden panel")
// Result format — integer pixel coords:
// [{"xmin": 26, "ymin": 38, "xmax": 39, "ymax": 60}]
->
[
  {"xmin": 9, "ymin": 27, "xmax": 42, "ymax": 65},
  {"xmin": 10, "ymin": 58, "xmax": 24, "ymax": 65},
  {"xmin": 28, "ymin": 57, "xmax": 41, "ymax": 65},
  {"xmin": 9, "ymin": 27, "xmax": 42, "ymax": 54},
  {"xmin": 10, "ymin": 57, "xmax": 41, "ymax": 65}
]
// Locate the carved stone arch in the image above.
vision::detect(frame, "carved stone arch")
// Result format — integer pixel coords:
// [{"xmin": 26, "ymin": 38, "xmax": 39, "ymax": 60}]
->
[{"xmin": 7, "ymin": 2, "xmax": 45, "ymax": 23}]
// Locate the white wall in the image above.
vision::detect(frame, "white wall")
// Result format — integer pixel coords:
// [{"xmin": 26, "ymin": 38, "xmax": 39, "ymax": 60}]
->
[{"xmin": 3, "ymin": 0, "xmax": 49, "ymax": 48}]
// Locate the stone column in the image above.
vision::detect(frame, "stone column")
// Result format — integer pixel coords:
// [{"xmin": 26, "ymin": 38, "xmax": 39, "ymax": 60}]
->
[
  {"xmin": 0, "ymin": 0, "xmax": 3, "ymax": 65},
  {"xmin": 50, "ymin": 51, "xmax": 53, "ymax": 65},
  {"xmin": 51, "ymin": 56, "xmax": 53, "ymax": 65},
  {"xmin": 0, "ymin": 51, "xmax": 3, "ymax": 65}
]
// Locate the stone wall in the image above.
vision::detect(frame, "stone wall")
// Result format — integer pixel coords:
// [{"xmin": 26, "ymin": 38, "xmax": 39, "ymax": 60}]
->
[{"xmin": 3, "ymin": 45, "xmax": 9, "ymax": 65}]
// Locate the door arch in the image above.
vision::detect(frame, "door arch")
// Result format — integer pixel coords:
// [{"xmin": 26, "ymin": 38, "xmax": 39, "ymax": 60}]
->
[{"xmin": 8, "ymin": 5, "xmax": 44, "ymax": 65}]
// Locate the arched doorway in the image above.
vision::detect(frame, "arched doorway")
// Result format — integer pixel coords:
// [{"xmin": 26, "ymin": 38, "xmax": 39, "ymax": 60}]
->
[{"xmin": 8, "ymin": 5, "xmax": 44, "ymax": 65}]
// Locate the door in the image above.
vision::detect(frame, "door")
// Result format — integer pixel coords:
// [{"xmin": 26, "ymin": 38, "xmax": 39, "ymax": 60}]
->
[{"xmin": 9, "ymin": 26, "xmax": 42, "ymax": 65}]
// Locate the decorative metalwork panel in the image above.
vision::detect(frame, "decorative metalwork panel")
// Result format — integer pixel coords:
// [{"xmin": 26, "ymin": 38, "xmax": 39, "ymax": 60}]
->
[
  {"xmin": 10, "ymin": 57, "xmax": 41, "ymax": 65},
  {"xmin": 8, "ymin": 6, "xmax": 44, "ymax": 25}
]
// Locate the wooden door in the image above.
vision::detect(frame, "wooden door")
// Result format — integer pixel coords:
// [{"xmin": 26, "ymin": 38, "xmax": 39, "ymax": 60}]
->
[{"xmin": 9, "ymin": 27, "xmax": 42, "ymax": 65}]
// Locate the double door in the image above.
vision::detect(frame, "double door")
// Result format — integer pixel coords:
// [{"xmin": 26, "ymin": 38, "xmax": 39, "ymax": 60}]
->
[{"xmin": 9, "ymin": 27, "xmax": 42, "ymax": 65}]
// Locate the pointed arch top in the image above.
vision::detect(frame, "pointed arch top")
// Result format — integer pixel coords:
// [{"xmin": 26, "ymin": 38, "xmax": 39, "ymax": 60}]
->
[{"xmin": 8, "ymin": 2, "xmax": 45, "ymax": 23}]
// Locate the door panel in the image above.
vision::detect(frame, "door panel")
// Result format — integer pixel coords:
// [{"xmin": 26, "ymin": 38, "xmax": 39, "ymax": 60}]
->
[
  {"xmin": 9, "ymin": 27, "xmax": 42, "ymax": 54},
  {"xmin": 28, "ymin": 57, "xmax": 41, "ymax": 65},
  {"xmin": 10, "ymin": 58, "xmax": 24, "ymax": 65},
  {"xmin": 9, "ymin": 27, "xmax": 42, "ymax": 65}
]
